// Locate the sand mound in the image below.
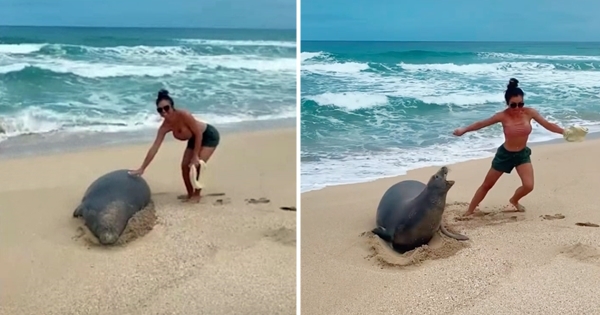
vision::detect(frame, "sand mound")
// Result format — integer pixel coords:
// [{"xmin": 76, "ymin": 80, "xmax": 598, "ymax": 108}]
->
[
  {"xmin": 73, "ymin": 201, "xmax": 158, "ymax": 247},
  {"xmin": 362, "ymin": 201, "xmax": 530, "ymax": 268},
  {"xmin": 362, "ymin": 231, "xmax": 469, "ymax": 268},
  {"xmin": 117, "ymin": 201, "xmax": 158, "ymax": 245}
]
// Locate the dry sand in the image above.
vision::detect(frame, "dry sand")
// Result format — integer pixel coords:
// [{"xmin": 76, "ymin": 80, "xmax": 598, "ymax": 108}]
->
[
  {"xmin": 0, "ymin": 128, "xmax": 296, "ymax": 315},
  {"xmin": 301, "ymin": 138, "xmax": 600, "ymax": 315}
]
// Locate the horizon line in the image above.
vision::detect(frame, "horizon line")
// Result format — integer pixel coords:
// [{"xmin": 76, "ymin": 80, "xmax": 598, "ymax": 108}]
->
[
  {"xmin": 0, "ymin": 24, "xmax": 295, "ymax": 31},
  {"xmin": 301, "ymin": 39, "xmax": 600, "ymax": 43}
]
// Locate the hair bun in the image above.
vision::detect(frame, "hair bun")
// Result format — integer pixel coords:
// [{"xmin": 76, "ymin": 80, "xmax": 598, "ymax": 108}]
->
[
  {"xmin": 158, "ymin": 89, "xmax": 170, "ymax": 97},
  {"xmin": 507, "ymin": 78, "xmax": 519, "ymax": 89}
]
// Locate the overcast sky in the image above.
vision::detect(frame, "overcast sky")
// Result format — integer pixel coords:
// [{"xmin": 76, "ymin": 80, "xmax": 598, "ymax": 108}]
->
[
  {"xmin": 0, "ymin": 0, "xmax": 296, "ymax": 29},
  {"xmin": 302, "ymin": 0, "xmax": 600, "ymax": 41}
]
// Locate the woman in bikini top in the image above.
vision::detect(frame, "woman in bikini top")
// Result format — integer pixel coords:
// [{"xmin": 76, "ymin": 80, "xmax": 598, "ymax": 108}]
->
[
  {"xmin": 453, "ymin": 78, "xmax": 564, "ymax": 216},
  {"xmin": 129, "ymin": 89, "xmax": 221, "ymax": 203}
]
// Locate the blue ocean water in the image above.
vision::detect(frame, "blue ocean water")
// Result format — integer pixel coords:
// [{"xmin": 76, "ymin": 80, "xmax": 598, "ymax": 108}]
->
[
  {"xmin": 0, "ymin": 26, "xmax": 296, "ymax": 146},
  {"xmin": 301, "ymin": 41, "xmax": 600, "ymax": 192}
]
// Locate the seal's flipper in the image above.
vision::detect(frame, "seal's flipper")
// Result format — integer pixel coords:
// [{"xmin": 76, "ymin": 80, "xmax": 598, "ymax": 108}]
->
[
  {"xmin": 440, "ymin": 224, "xmax": 469, "ymax": 241},
  {"xmin": 73, "ymin": 205, "xmax": 84, "ymax": 218},
  {"xmin": 371, "ymin": 226, "xmax": 392, "ymax": 242}
]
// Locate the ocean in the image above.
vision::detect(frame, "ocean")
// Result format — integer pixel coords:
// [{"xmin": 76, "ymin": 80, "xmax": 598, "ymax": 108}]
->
[
  {"xmin": 301, "ymin": 41, "xmax": 600, "ymax": 192},
  {"xmin": 0, "ymin": 26, "xmax": 296, "ymax": 155}
]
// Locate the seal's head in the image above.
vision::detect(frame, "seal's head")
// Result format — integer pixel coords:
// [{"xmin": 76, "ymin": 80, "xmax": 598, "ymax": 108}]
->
[
  {"xmin": 426, "ymin": 166, "xmax": 455, "ymax": 193},
  {"xmin": 84, "ymin": 205, "xmax": 123, "ymax": 245},
  {"xmin": 87, "ymin": 218, "xmax": 119, "ymax": 245}
]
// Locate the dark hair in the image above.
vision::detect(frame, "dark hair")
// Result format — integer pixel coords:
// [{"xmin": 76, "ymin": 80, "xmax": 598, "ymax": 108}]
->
[
  {"xmin": 504, "ymin": 78, "xmax": 524, "ymax": 104},
  {"xmin": 156, "ymin": 89, "xmax": 174, "ymax": 106}
]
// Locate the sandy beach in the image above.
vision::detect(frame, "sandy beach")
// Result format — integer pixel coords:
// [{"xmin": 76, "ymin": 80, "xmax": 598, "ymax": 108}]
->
[
  {"xmin": 0, "ymin": 128, "xmax": 296, "ymax": 315},
  {"xmin": 301, "ymin": 138, "xmax": 600, "ymax": 315}
]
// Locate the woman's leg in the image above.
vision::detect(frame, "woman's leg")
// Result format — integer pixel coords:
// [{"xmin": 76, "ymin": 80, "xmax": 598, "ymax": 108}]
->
[
  {"xmin": 507, "ymin": 163, "xmax": 534, "ymax": 212},
  {"xmin": 178, "ymin": 149, "xmax": 195, "ymax": 200},
  {"xmin": 464, "ymin": 168, "xmax": 504, "ymax": 215},
  {"xmin": 187, "ymin": 146, "xmax": 218, "ymax": 203}
]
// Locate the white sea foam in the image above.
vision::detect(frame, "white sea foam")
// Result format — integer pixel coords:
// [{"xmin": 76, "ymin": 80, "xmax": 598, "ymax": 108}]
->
[
  {"xmin": 0, "ymin": 44, "xmax": 45, "ymax": 54},
  {"xmin": 0, "ymin": 37, "xmax": 296, "ymax": 143},
  {"xmin": 176, "ymin": 39, "xmax": 296, "ymax": 48},
  {"xmin": 306, "ymin": 92, "xmax": 389, "ymax": 110},
  {"xmin": 301, "ymin": 123, "xmax": 600, "ymax": 192},
  {"xmin": 300, "ymin": 49, "xmax": 600, "ymax": 192},
  {"xmin": 0, "ymin": 105, "xmax": 296, "ymax": 143}
]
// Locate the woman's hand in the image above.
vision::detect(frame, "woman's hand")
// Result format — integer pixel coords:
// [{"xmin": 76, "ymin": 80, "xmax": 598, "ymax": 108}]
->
[
  {"xmin": 189, "ymin": 155, "xmax": 201, "ymax": 167},
  {"xmin": 453, "ymin": 127, "xmax": 467, "ymax": 136},
  {"xmin": 128, "ymin": 168, "xmax": 144, "ymax": 176}
]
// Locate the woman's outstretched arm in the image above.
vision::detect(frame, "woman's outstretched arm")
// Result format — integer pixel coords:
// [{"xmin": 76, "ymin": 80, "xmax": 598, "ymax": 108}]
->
[
  {"xmin": 454, "ymin": 113, "xmax": 502, "ymax": 136},
  {"xmin": 138, "ymin": 124, "xmax": 169, "ymax": 171},
  {"xmin": 528, "ymin": 108, "xmax": 564, "ymax": 135}
]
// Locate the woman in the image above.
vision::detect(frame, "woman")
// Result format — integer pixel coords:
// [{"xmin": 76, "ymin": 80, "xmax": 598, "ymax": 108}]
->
[
  {"xmin": 453, "ymin": 78, "xmax": 564, "ymax": 216},
  {"xmin": 129, "ymin": 89, "xmax": 220, "ymax": 203}
]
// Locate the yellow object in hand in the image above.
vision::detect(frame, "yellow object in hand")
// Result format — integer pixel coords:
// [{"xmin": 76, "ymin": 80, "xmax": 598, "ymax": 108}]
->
[
  {"xmin": 189, "ymin": 160, "xmax": 207, "ymax": 189},
  {"xmin": 563, "ymin": 125, "xmax": 588, "ymax": 142}
]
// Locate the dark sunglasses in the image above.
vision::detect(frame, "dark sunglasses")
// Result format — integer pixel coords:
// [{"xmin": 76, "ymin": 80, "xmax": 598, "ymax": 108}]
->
[
  {"xmin": 509, "ymin": 102, "xmax": 524, "ymax": 108},
  {"xmin": 156, "ymin": 105, "xmax": 171, "ymax": 114}
]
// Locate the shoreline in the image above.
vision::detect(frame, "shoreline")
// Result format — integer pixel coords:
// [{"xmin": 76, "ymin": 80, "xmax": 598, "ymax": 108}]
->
[
  {"xmin": 0, "ymin": 117, "xmax": 295, "ymax": 160},
  {"xmin": 301, "ymin": 130, "xmax": 599, "ymax": 193}
]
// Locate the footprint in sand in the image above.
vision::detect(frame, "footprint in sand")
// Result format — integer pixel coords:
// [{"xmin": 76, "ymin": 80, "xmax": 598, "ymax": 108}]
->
[
  {"xmin": 263, "ymin": 227, "xmax": 296, "ymax": 246},
  {"xmin": 245, "ymin": 197, "xmax": 270, "ymax": 204},
  {"xmin": 213, "ymin": 198, "xmax": 231, "ymax": 206},
  {"xmin": 559, "ymin": 243, "xmax": 600, "ymax": 263},
  {"xmin": 575, "ymin": 222, "xmax": 600, "ymax": 227},
  {"xmin": 177, "ymin": 192, "xmax": 226, "ymax": 200},
  {"xmin": 540, "ymin": 214, "xmax": 566, "ymax": 220},
  {"xmin": 205, "ymin": 193, "xmax": 226, "ymax": 197},
  {"xmin": 445, "ymin": 201, "xmax": 523, "ymax": 229},
  {"xmin": 72, "ymin": 226, "xmax": 86, "ymax": 240}
]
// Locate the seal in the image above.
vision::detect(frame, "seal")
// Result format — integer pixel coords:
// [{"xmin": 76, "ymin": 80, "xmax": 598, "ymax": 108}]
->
[
  {"xmin": 372, "ymin": 166, "xmax": 468, "ymax": 253},
  {"xmin": 72, "ymin": 169, "xmax": 152, "ymax": 245}
]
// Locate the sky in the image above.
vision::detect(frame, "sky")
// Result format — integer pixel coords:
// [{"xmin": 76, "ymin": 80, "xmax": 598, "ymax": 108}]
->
[
  {"xmin": 302, "ymin": 0, "xmax": 600, "ymax": 41},
  {"xmin": 0, "ymin": 0, "xmax": 295, "ymax": 29}
]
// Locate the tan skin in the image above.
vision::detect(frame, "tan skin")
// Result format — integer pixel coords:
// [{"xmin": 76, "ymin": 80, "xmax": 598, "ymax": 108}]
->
[
  {"xmin": 453, "ymin": 95, "xmax": 564, "ymax": 216},
  {"xmin": 129, "ymin": 99, "xmax": 217, "ymax": 203}
]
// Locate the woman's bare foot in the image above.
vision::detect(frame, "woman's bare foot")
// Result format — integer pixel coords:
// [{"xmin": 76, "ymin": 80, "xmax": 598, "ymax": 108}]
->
[
  {"xmin": 462, "ymin": 204, "xmax": 480, "ymax": 216},
  {"xmin": 183, "ymin": 189, "xmax": 201, "ymax": 204},
  {"xmin": 503, "ymin": 198, "xmax": 526, "ymax": 212},
  {"xmin": 177, "ymin": 194, "xmax": 191, "ymax": 200},
  {"xmin": 187, "ymin": 195, "xmax": 201, "ymax": 203},
  {"xmin": 462, "ymin": 210, "xmax": 476, "ymax": 216}
]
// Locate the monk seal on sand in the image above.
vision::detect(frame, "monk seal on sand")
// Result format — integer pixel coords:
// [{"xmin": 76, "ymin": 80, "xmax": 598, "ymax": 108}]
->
[
  {"xmin": 73, "ymin": 169, "xmax": 151, "ymax": 245},
  {"xmin": 372, "ymin": 166, "xmax": 468, "ymax": 253}
]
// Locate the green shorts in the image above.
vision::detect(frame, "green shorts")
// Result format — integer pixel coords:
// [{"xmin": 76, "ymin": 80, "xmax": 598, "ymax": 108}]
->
[{"xmin": 491, "ymin": 145, "xmax": 532, "ymax": 174}]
